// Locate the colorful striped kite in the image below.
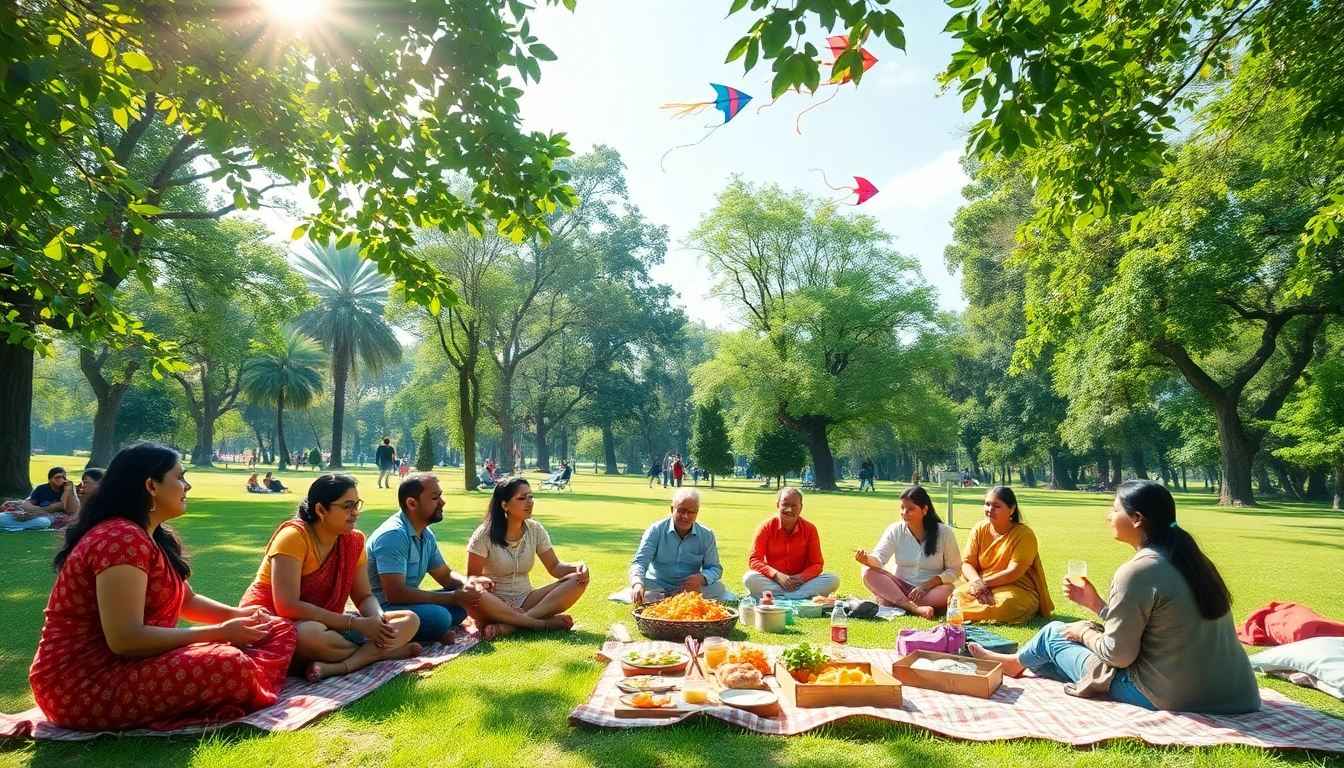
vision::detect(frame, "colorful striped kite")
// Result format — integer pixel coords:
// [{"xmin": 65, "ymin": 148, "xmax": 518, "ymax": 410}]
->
[{"xmin": 659, "ymin": 84, "xmax": 753, "ymax": 170}]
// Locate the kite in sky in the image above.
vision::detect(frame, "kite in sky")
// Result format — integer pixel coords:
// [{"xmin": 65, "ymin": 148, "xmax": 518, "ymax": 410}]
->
[
  {"xmin": 813, "ymin": 168, "xmax": 879, "ymax": 207},
  {"xmin": 756, "ymin": 35, "xmax": 878, "ymax": 134},
  {"xmin": 659, "ymin": 84, "xmax": 753, "ymax": 170}
]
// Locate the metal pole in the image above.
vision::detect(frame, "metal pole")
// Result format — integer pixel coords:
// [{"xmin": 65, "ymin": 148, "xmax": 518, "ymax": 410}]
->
[{"xmin": 946, "ymin": 482, "xmax": 955, "ymax": 527}]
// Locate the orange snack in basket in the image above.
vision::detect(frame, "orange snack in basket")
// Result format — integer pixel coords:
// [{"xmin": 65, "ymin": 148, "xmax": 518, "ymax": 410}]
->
[
  {"xmin": 724, "ymin": 645, "xmax": 770, "ymax": 677},
  {"xmin": 641, "ymin": 591, "xmax": 731, "ymax": 621}
]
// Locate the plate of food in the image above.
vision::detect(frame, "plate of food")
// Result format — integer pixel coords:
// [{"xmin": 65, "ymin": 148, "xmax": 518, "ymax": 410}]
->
[
  {"xmin": 620, "ymin": 649, "xmax": 690, "ymax": 676},
  {"xmin": 619, "ymin": 693, "xmax": 677, "ymax": 709},
  {"xmin": 616, "ymin": 675, "xmax": 677, "ymax": 694}
]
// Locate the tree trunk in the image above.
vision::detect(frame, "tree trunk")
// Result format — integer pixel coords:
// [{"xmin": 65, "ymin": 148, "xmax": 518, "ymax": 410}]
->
[
  {"xmin": 535, "ymin": 421, "xmax": 551, "ymax": 473},
  {"xmin": 1024, "ymin": 466, "xmax": 1036, "ymax": 487},
  {"xmin": 275, "ymin": 389, "xmax": 289, "ymax": 470},
  {"xmin": 1305, "ymin": 469, "xmax": 1331, "ymax": 501},
  {"xmin": 80, "ymin": 347, "xmax": 139, "ymax": 468},
  {"xmin": 1096, "ymin": 454, "xmax": 1110, "ymax": 488},
  {"xmin": 1255, "ymin": 463, "xmax": 1273, "ymax": 495},
  {"xmin": 0, "ymin": 340, "xmax": 34, "ymax": 498},
  {"xmin": 602, "ymin": 422, "xmax": 619, "ymax": 475},
  {"xmin": 1212, "ymin": 405, "xmax": 1257, "ymax": 506},
  {"xmin": 328, "ymin": 351, "xmax": 348, "ymax": 469},
  {"xmin": 1132, "ymin": 445, "xmax": 1149, "ymax": 480},
  {"xmin": 1109, "ymin": 453, "xmax": 1123, "ymax": 486},
  {"xmin": 494, "ymin": 386, "xmax": 516, "ymax": 475},
  {"xmin": 1158, "ymin": 455, "xmax": 1174, "ymax": 488},
  {"xmin": 458, "ymin": 366, "xmax": 478, "ymax": 491},
  {"xmin": 794, "ymin": 415, "xmax": 836, "ymax": 491},
  {"xmin": 1334, "ymin": 460, "xmax": 1342, "ymax": 511}
]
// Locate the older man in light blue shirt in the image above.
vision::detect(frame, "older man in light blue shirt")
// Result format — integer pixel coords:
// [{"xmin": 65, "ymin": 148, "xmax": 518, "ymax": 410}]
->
[{"xmin": 628, "ymin": 489, "xmax": 735, "ymax": 604}]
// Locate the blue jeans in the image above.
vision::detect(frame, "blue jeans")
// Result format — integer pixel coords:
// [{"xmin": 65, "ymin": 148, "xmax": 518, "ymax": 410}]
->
[
  {"xmin": 1018, "ymin": 621, "xmax": 1155, "ymax": 709},
  {"xmin": 383, "ymin": 593, "xmax": 468, "ymax": 644}
]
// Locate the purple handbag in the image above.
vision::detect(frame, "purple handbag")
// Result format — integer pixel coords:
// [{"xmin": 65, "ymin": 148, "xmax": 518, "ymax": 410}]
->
[{"xmin": 896, "ymin": 624, "xmax": 966, "ymax": 656}]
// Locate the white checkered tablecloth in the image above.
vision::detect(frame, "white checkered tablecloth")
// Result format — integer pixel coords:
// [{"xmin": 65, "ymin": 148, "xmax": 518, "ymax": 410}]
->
[
  {"xmin": 568, "ymin": 641, "xmax": 1344, "ymax": 751},
  {"xmin": 0, "ymin": 637, "xmax": 477, "ymax": 741}
]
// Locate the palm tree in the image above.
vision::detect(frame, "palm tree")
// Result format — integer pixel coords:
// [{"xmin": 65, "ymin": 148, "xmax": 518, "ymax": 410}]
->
[
  {"xmin": 241, "ymin": 328, "xmax": 326, "ymax": 470},
  {"xmin": 290, "ymin": 242, "xmax": 402, "ymax": 469}
]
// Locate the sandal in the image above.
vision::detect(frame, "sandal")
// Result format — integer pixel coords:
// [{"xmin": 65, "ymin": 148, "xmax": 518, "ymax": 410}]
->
[
  {"xmin": 482, "ymin": 623, "xmax": 510, "ymax": 641},
  {"xmin": 542, "ymin": 614, "xmax": 574, "ymax": 632}
]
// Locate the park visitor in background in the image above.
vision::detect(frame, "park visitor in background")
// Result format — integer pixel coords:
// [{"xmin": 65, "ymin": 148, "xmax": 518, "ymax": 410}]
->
[
  {"xmin": 855, "ymin": 485, "xmax": 960, "ymax": 618},
  {"xmin": 242, "ymin": 474, "xmax": 422, "ymax": 682},
  {"xmin": 0, "ymin": 467, "xmax": 79, "ymax": 530},
  {"xmin": 629, "ymin": 488, "xmax": 735, "ymax": 604},
  {"xmin": 466, "ymin": 477, "xmax": 587, "ymax": 639},
  {"xmin": 375, "ymin": 437, "xmax": 397, "ymax": 489},
  {"xmin": 743, "ymin": 487, "xmax": 840, "ymax": 600},
  {"xmin": 29, "ymin": 443, "xmax": 296, "ymax": 731},
  {"xmin": 954, "ymin": 486, "xmax": 1053, "ymax": 624},
  {"xmin": 970, "ymin": 481, "xmax": 1261, "ymax": 714}
]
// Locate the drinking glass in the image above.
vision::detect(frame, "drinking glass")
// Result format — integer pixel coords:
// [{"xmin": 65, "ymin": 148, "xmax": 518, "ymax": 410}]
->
[
  {"xmin": 703, "ymin": 636, "xmax": 728, "ymax": 670},
  {"xmin": 1067, "ymin": 560, "xmax": 1088, "ymax": 587}
]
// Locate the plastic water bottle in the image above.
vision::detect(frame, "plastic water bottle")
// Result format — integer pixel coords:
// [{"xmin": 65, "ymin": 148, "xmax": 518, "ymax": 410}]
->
[{"xmin": 829, "ymin": 603, "xmax": 848, "ymax": 659}]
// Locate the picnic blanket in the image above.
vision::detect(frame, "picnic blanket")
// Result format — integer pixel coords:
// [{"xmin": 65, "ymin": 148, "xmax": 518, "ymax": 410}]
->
[
  {"xmin": 569, "ymin": 641, "xmax": 1344, "ymax": 751},
  {"xmin": 0, "ymin": 636, "xmax": 476, "ymax": 741}
]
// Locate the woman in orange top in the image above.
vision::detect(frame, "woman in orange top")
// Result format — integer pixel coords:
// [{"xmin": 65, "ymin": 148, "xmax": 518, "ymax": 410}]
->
[
  {"xmin": 953, "ymin": 486, "xmax": 1054, "ymax": 624},
  {"xmin": 242, "ymin": 474, "xmax": 421, "ymax": 681}
]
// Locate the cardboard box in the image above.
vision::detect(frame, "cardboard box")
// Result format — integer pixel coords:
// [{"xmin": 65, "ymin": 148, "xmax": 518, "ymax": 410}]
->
[
  {"xmin": 773, "ymin": 661, "xmax": 902, "ymax": 709},
  {"xmin": 891, "ymin": 650, "xmax": 1003, "ymax": 698}
]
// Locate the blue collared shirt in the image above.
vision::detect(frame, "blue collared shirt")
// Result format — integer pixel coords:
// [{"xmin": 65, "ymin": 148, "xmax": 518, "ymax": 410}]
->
[
  {"xmin": 628, "ymin": 517, "xmax": 722, "ymax": 591},
  {"xmin": 366, "ymin": 511, "xmax": 447, "ymax": 605}
]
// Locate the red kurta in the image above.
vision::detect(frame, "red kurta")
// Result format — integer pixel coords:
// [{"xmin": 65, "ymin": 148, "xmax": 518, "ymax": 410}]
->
[
  {"xmin": 748, "ymin": 516, "xmax": 824, "ymax": 581},
  {"xmin": 29, "ymin": 519, "xmax": 297, "ymax": 732}
]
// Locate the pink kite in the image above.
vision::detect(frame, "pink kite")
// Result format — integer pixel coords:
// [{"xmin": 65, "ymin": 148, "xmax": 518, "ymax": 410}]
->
[
  {"xmin": 757, "ymin": 35, "xmax": 879, "ymax": 134},
  {"xmin": 813, "ymin": 168, "xmax": 879, "ymax": 207}
]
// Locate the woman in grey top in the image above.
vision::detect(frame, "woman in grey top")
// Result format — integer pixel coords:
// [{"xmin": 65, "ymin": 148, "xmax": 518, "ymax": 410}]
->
[{"xmin": 970, "ymin": 480, "xmax": 1260, "ymax": 714}]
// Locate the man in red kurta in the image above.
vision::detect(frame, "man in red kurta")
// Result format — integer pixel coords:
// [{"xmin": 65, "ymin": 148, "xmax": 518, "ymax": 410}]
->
[{"xmin": 742, "ymin": 487, "xmax": 840, "ymax": 600}]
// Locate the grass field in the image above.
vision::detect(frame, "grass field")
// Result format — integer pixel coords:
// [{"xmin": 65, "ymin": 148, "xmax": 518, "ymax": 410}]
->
[{"xmin": 2, "ymin": 456, "xmax": 1342, "ymax": 767}]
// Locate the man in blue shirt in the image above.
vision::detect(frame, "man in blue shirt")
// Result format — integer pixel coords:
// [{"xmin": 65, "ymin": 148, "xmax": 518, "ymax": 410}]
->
[
  {"xmin": 7, "ymin": 467, "xmax": 79, "ymax": 529},
  {"xmin": 367, "ymin": 474, "xmax": 482, "ymax": 644},
  {"xmin": 628, "ymin": 489, "xmax": 735, "ymax": 604}
]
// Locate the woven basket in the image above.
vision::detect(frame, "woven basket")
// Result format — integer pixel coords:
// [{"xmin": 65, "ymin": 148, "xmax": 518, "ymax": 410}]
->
[{"xmin": 631, "ymin": 605, "xmax": 740, "ymax": 642}]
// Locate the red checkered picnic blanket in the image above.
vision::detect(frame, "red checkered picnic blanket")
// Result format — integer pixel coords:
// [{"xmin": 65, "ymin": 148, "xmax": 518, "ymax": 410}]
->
[
  {"xmin": 0, "ymin": 637, "xmax": 476, "ymax": 741},
  {"xmin": 569, "ymin": 642, "xmax": 1344, "ymax": 751}
]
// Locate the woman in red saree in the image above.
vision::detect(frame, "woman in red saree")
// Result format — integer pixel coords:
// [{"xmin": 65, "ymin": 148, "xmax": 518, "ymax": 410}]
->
[
  {"xmin": 30, "ymin": 443, "xmax": 297, "ymax": 732},
  {"xmin": 241, "ymin": 474, "xmax": 420, "ymax": 681}
]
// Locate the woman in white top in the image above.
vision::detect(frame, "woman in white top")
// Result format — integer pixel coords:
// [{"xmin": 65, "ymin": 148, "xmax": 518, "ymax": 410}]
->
[
  {"xmin": 466, "ymin": 477, "xmax": 589, "ymax": 639},
  {"xmin": 854, "ymin": 486, "xmax": 960, "ymax": 619}
]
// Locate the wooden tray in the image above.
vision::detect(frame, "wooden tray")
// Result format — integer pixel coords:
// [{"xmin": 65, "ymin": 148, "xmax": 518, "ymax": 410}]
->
[
  {"xmin": 773, "ymin": 661, "xmax": 902, "ymax": 709},
  {"xmin": 891, "ymin": 650, "xmax": 1003, "ymax": 699}
]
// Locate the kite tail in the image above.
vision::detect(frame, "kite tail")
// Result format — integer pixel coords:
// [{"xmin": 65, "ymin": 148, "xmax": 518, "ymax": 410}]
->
[
  {"xmin": 660, "ymin": 101, "xmax": 716, "ymax": 119},
  {"xmin": 754, "ymin": 93, "xmax": 784, "ymax": 115},
  {"xmin": 794, "ymin": 85, "xmax": 841, "ymax": 134},
  {"xmin": 659, "ymin": 123, "xmax": 724, "ymax": 172},
  {"xmin": 810, "ymin": 167, "xmax": 853, "ymax": 194}
]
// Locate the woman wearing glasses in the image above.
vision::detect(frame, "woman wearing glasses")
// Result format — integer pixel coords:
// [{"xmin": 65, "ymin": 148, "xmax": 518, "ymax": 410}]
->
[{"xmin": 242, "ymin": 474, "xmax": 421, "ymax": 681}]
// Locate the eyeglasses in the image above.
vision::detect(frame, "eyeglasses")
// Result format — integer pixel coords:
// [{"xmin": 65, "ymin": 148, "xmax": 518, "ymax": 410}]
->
[
  {"xmin": 333, "ymin": 500, "xmax": 364, "ymax": 513},
  {"xmin": 672, "ymin": 506, "xmax": 699, "ymax": 515}
]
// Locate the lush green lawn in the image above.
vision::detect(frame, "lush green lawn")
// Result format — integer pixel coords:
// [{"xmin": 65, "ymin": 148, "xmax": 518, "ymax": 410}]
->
[{"xmin": 2, "ymin": 456, "xmax": 1342, "ymax": 767}]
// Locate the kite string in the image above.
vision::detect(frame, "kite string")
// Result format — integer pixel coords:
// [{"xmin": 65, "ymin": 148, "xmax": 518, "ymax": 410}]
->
[
  {"xmin": 810, "ymin": 167, "xmax": 855, "ymax": 194},
  {"xmin": 659, "ymin": 123, "xmax": 724, "ymax": 172},
  {"xmin": 794, "ymin": 85, "xmax": 840, "ymax": 134}
]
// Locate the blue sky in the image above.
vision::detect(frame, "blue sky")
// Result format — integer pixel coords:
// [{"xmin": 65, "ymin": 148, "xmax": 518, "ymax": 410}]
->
[{"xmin": 517, "ymin": 0, "xmax": 973, "ymax": 327}]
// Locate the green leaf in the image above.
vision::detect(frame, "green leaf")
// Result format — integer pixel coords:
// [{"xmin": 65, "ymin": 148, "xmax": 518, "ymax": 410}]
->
[
  {"xmin": 528, "ymin": 44, "xmax": 557, "ymax": 62},
  {"xmin": 89, "ymin": 31, "xmax": 110, "ymax": 59},
  {"xmin": 128, "ymin": 202, "xmax": 164, "ymax": 215},
  {"xmin": 111, "ymin": 107, "xmax": 129, "ymax": 130},
  {"xmin": 728, "ymin": 0, "xmax": 748, "ymax": 14},
  {"xmin": 122, "ymin": 51, "xmax": 153, "ymax": 71},
  {"xmin": 726, "ymin": 35, "xmax": 752, "ymax": 63},
  {"xmin": 43, "ymin": 236, "xmax": 63, "ymax": 260}
]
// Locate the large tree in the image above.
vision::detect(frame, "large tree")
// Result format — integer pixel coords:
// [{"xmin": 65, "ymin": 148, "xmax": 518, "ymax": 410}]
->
[
  {"xmin": 290, "ymin": 243, "xmax": 402, "ymax": 469},
  {"xmin": 691, "ymin": 398, "xmax": 735, "ymax": 488},
  {"xmin": 689, "ymin": 179, "xmax": 947, "ymax": 490},
  {"xmin": 241, "ymin": 328, "xmax": 326, "ymax": 471},
  {"xmin": 1, "ymin": 0, "xmax": 575, "ymax": 495}
]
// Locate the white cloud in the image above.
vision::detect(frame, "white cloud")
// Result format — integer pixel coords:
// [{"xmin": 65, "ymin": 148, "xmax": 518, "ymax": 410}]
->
[{"xmin": 868, "ymin": 149, "xmax": 969, "ymax": 212}]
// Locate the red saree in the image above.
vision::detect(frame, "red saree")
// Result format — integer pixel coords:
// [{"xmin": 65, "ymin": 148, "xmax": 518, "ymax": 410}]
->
[
  {"xmin": 29, "ymin": 519, "xmax": 297, "ymax": 732},
  {"xmin": 240, "ymin": 520, "xmax": 364, "ymax": 616}
]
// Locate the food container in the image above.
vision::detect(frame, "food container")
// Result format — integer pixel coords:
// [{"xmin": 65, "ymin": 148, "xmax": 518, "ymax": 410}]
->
[
  {"xmin": 773, "ymin": 661, "xmax": 902, "ymax": 708},
  {"xmin": 754, "ymin": 604, "xmax": 787, "ymax": 633},
  {"xmin": 891, "ymin": 650, "xmax": 1003, "ymax": 698},
  {"xmin": 794, "ymin": 602, "xmax": 827, "ymax": 619}
]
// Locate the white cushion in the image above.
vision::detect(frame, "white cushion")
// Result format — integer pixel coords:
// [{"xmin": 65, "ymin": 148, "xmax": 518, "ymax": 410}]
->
[{"xmin": 1250, "ymin": 637, "xmax": 1344, "ymax": 699}]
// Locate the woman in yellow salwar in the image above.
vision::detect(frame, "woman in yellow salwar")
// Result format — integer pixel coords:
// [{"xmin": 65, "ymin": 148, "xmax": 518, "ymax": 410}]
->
[{"xmin": 953, "ymin": 486, "xmax": 1053, "ymax": 624}]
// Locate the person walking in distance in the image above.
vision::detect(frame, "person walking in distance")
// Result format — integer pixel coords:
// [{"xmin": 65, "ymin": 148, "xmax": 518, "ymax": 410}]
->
[{"xmin": 375, "ymin": 438, "xmax": 397, "ymax": 490}]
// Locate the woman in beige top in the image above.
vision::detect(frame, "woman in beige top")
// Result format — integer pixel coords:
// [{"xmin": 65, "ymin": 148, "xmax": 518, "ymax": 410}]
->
[
  {"xmin": 466, "ymin": 477, "xmax": 589, "ymax": 639},
  {"xmin": 971, "ymin": 480, "xmax": 1260, "ymax": 714}
]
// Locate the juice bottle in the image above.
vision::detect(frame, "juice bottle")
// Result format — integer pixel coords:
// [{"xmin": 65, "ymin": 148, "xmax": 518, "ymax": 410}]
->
[
  {"xmin": 681, "ymin": 666, "xmax": 709, "ymax": 705},
  {"xmin": 946, "ymin": 591, "xmax": 964, "ymax": 627},
  {"xmin": 829, "ymin": 603, "xmax": 848, "ymax": 659}
]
